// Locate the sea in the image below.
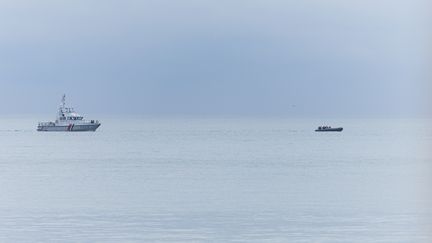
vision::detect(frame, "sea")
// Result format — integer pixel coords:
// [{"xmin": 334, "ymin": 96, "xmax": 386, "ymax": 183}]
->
[{"xmin": 0, "ymin": 118, "xmax": 431, "ymax": 242}]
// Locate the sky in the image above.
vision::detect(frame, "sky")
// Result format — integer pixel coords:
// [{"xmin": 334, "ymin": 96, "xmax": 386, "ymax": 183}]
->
[{"xmin": 0, "ymin": 0, "xmax": 430, "ymax": 117}]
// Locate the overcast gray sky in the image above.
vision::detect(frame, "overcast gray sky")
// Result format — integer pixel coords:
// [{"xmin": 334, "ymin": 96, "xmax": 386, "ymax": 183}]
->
[{"xmin": 0, "ymin": 0, "xmax": 430, "ymax": 117}]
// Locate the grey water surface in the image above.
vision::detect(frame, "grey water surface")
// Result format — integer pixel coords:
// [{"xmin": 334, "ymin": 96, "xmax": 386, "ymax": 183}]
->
[{"xmin": 0, "ymin": 118, "xmax": 431, "ymax": 242}]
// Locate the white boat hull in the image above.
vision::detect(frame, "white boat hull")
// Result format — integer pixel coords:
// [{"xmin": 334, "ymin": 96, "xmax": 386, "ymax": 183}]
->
[{"xmin": 37, "ymin": 123, "xmax": 101, "ymax": 132}]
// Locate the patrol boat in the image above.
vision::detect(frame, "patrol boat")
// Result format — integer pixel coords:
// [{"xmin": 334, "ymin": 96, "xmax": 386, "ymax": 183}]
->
[{"xmin": 37, "ymin": 95, "xmax": 101, "ymax": 132}]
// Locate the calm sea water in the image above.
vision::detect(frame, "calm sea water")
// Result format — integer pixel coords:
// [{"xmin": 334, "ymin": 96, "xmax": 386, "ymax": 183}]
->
[{"xmin": 0, "ymin": 118, "xmax": 431, "ymax": 242}]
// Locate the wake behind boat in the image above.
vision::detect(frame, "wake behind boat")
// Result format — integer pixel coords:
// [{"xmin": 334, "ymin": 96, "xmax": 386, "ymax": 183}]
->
[
  {"xmin": 315, "ymin": 126, "xmax": 343, "ymax": 132},
  {"xmin": 37, "ymin": 95, "xmax": 101, "ymax": 132}
]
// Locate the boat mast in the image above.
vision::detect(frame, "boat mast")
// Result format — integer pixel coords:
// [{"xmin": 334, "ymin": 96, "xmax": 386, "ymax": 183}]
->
[
  {"xmin": 57, "ymin": 94, "xmax": 66, "ymax": 121},
  {"xmin": 61, "ymin": 94, "xmax": 66, "ymax": 109}
]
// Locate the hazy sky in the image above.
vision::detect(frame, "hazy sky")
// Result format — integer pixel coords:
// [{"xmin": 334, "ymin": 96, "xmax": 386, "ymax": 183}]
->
[{"xmin": 0, "ymin": 0, "xmax": 430, "ymax": 117}]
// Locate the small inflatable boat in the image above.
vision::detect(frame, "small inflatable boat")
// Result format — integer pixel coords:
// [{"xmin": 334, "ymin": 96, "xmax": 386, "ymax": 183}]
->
[{"xmin": 315, "ymin": 126, "xmax": 343, "ymax": 132}]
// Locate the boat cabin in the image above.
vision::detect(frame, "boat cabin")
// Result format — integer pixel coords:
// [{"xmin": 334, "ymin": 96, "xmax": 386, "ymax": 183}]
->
[{"xmin": 318, "ymin": 126, "xmax": 332, "ymax": 130}]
